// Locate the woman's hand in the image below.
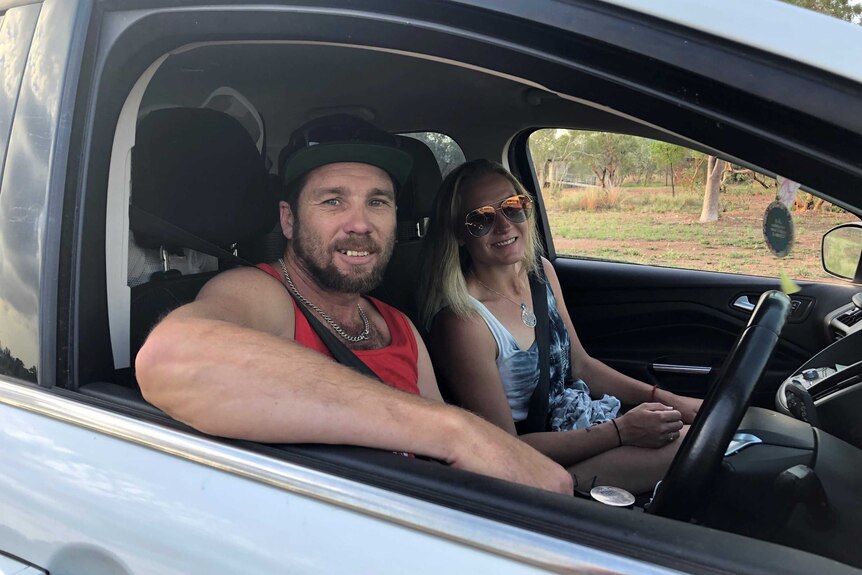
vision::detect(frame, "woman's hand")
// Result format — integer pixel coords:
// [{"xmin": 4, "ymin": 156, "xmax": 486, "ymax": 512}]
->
[
  {"xmin": 657, "ymin": 390, "xmax": 702, "ymax": 425},
  {"xmin": 615, "ymin": 403, "xmax": 683, "ymax": 448},
  {"xmin": 672, "ymin": 394, "xmax": 702, "ymax": 425}
]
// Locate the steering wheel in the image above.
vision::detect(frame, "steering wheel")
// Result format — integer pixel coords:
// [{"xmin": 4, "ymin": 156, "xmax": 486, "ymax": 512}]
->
[{"xmin": 647, "ymin": 290, "xmax": 791, "ymax": 521}]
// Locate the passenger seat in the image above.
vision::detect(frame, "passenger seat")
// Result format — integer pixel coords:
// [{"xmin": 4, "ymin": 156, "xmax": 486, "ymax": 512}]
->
[
  {"xmin": 82, "ymin": 108, "xmax": 277, "ymax": 414},
  {"xmin": 128, "ymin": 107, "xmax": 277, "ymax": 359},
  {"xmin": 370, "ymin": 136, "xmax": 442, "ymax": 327}
]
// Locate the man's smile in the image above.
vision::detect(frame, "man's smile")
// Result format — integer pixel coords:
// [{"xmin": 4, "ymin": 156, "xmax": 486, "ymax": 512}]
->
[{"xmin": 340, "ymin": 249, "xmax": 371, "ymax": 257}]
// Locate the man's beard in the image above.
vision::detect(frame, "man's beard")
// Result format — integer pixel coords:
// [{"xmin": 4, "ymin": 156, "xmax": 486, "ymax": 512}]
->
[{"xmin": 291, "ymin": 218, "xmax": 394, "ymax": 294}]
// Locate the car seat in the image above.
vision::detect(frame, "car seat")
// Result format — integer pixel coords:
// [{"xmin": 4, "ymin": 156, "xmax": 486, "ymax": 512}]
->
[
  {"xmin": 370, "ymin": 135, "xmax": 442, "ymax": 327},
  {"xmin": 128, "ymin": 107, "xmax": 277, "ymax": 360}
]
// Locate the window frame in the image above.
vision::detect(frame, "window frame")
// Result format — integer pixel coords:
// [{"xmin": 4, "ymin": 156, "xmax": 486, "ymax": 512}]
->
[
  {"xmin": 520, "ymin": 127, "xmax": 860, "ymax": 280},
  {"xmin": 55, "ymin": 3, "xmax": 862, "ymax": 574}
]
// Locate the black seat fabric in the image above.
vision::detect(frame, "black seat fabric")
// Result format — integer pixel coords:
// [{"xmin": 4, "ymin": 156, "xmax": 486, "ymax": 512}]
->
[
  {"xmin": 233, "ymin": 174, "xmax": 286, "ymax": 265},
  {"xmin": 132, "ymin": 107, "xmax": 275, "ymax": 249},
  {"xmin": 130, "ymin": 108, "xmax": 276, "ymax": 358},
  {"xmin": 370, "ymin": 136, "xmax": 442, "ymax": 326},
  {"xmin": 392, "ymin": 135, "xmax": 441, "ymax": 241}
]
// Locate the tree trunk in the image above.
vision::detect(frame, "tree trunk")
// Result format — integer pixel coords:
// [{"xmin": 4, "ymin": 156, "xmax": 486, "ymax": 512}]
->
[
  {"xmin": 669, "ymin": 161, "xmax": 675, "ymax": 197},
  {"xmin": 538, "ymin": 159, "xmax": 550, "ymax": 189},
  {"xmin": 607, "ymin": 166, "xmax": 618, "ymax": 189},
  {"xmin": 699, "ymin": 156, "xmax": 726, "ymax": 222},
  {"xmin": 591, "ymin": 167, "xmax": 608, "ymax": 190}
]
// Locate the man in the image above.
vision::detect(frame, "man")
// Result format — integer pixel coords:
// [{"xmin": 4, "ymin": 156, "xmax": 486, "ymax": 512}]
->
[{"xmin": 136, "ymin": 114, "xmax": 572, "ymax": 495}]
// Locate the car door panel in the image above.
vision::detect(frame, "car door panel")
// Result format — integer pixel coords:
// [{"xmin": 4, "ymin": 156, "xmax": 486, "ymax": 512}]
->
[
  {"xmin": 1, "ymin": 379, "xmax": 611, "ymax": 575},
  {"xmin": 551, "ymin": 257, "xmax": 860, "ymax": 407}
]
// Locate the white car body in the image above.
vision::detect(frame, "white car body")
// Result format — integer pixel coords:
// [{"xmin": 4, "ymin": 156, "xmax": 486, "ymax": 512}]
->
[{"xmin": 1, "ymin": 0, "xmax": 861, "ymax": 573}]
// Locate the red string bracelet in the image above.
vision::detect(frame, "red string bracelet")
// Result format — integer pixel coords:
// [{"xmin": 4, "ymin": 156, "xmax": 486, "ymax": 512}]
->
[
  {"xmin": 650, "ymin": 384, "xmax": 659, "ymax": 403},
  {"xmin": 610, "ymin": 419, "xmax": 622, "ymax": 447}
]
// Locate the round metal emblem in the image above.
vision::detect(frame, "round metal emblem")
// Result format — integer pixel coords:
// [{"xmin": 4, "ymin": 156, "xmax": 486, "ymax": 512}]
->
[{"xmin": 590, "ymin": 485, "xmax": 636, "ymax": 508}]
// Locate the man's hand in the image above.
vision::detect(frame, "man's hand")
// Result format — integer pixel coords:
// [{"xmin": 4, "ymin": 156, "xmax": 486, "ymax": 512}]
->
[
  {"xmin": 616, "ymin": 403, "xmax": 683, "ymax": 449},
  {"xmin": 441, "ymin": 409, "xmax": 574, "ymax": 495}
]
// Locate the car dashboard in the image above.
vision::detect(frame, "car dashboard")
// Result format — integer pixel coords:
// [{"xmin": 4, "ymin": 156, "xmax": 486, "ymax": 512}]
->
[
  {"xmin": 701, "ymin": 304, "xmax": 862, "ymax": 567},
  {"xmin": 775, "ymin": 298, "xmax": 862, "ymax": 449}
]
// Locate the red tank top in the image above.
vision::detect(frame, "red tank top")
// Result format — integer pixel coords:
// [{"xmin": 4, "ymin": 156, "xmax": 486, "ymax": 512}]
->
[{"xmin": 256, "ymin": 263, "xmax": 419, "ymax": 395}]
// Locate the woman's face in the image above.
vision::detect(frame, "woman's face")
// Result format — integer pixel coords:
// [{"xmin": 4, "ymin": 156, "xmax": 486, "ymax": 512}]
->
[{"xmin": 458, "ymin": 172, "xmax": 530, "ymax": 269}]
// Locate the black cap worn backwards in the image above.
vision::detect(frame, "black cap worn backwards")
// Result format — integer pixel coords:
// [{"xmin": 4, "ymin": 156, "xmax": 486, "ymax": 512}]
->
[{"xmin": 281, "ymin": 114, "xmax": 413, "ymax": 187}]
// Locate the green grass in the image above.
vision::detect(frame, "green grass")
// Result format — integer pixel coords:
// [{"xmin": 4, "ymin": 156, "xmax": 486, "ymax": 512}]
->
[
  {"xmin": 626, "ymin": 192, "xmax": 702, "ymax": 213},
  {"xmin": 592, "ymin": 247, "xmax": 643, "ymax": 258}
]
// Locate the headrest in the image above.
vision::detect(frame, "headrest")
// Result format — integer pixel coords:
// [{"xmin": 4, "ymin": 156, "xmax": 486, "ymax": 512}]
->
[
  {"xmin": 131, "ymin": 108, "xmax": 276, "ymax": 249},
  {"xmin": 394, "ymin": 136, "xmax": 442, "ymax": 221}
]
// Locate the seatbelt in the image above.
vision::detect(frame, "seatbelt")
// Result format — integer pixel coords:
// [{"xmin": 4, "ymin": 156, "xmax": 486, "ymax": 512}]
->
[
  {"xmin": 516, "ymin": 270, "xmax": 551, "ymax": 435},
  {"xmin": 286, "ymin": 289, "xmax": 383, "ymax": 382},
  {"xmin": 129, "ymin": 205, "xmax": 253, "ymax": 268}
]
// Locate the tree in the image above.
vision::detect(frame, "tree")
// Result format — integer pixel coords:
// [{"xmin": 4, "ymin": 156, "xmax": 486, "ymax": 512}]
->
[
  {"xmin": 699, "ymin": 156, "xmax": 727, "ymax": 222},
  {"xmin": 649, "ymin": 141, "xmax": 687, "ymax": 196},
  {"xmin": 630, "ymin": 138, "xmax": 655, "ymax": 186},
  {"xmin": 401, "ymin": 132, "xmax": 465, "ymax": 177},
  {"xmin": 529, "ymin": 129, "xmax": 584, "ymax": 197},
  {"xmin": 579, "ymin": 132, "xmax": 639, "ymax": 191},
  {"xmin": 681, "ymin": 151, "xmax": 708, "ymax": 191},
  {"xmin": 781, "ymin": 0, "xmax": 861, "ymax": 22},
  {"xmin": 0, "ymin": 342, "xmax": 37, "ymax": 382}
]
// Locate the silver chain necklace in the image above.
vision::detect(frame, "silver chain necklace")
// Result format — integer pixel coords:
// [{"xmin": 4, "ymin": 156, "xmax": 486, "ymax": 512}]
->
[
  {"xmin": 279, "ymin": 258, "xmax": 370, "ymax": 342},
  {"xmin": 473, "ymin": 274, "xmax": 538, "ymax": 328}
]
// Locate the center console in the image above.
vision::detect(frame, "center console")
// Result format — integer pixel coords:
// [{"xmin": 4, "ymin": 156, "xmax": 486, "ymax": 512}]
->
[{"xmin": 775, "ymin": 326, "xmax": 862, "ymax": 448}]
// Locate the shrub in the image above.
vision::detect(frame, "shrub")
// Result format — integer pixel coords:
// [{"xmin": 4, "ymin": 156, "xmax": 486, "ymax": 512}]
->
[
  {"xmin": 557, "ymin": 194, "xmax": 582, "ymax": 212},
  {"xmin": 557, "ymin": 187, "xmax": 626, "ymax": 212},
  {"xmin": 605, "ymin": 187, "xmax": 625, "ymax": 209},
  {"xmin": 581, "ymin": 189, "xmax": 601, "ymax": 211}
]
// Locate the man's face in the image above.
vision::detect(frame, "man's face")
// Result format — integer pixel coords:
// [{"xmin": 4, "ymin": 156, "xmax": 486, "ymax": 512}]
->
[{"xmin": 281, "ymin": 162, "xmax": 397, "ymax": 294}]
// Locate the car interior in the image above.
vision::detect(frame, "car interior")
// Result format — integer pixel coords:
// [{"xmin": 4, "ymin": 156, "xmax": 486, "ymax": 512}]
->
[{"xmin": 58, "ymin": 4, "xmax": 862, "ymax": 571}]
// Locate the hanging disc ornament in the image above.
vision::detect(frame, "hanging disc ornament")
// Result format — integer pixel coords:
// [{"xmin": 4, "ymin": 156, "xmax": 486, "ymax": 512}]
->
[{"xmin": 763, "ymin": 200, "xmax": 794, "ymax": 258}]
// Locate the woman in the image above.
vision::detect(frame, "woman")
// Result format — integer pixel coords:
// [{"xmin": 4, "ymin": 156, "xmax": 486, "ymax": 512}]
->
[{"xmin": 419, "ymin": 159, "xmax": 702, "ymax": 494}]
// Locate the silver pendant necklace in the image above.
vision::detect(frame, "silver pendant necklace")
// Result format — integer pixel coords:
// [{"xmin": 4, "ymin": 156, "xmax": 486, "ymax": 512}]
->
[
  {"xmin": 473, "ymin": 274, "xmax": 538, "ymax": 328},
  {"xmin": 279, "ymin": 258, "xmax": 370, "ymax": 342}
]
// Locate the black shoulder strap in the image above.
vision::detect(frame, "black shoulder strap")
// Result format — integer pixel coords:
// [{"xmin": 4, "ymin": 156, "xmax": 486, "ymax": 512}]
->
[
  {"xmin": 517, "ymin": 269, "xmax": 551, "ymax": 435},
  {"xmin": 129, "ymin": 205, "xmax": 253, "ymax": 268},
  {"xmin": 287, "ymin": 288, "xmax": 383, "ymax": 382}
]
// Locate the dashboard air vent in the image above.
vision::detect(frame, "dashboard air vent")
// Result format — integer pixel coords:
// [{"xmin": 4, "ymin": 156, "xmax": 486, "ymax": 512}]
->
[{"xmin": 837, "ymin": 308, "xmax": 862, "ymax": 327}]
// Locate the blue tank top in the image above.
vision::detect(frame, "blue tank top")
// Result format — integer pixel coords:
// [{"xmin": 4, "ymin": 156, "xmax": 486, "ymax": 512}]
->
[{"xmin": 470, "ymin": 282, "xmax": 620, "ymax": 430}]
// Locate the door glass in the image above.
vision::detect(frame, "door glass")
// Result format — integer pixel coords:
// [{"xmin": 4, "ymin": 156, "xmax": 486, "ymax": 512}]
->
[
  {"xmin": 1, "ymin": 8, "xmax": 38, "ymax": 184},
  {"xmin": 528, "ymin": 129, "xmax": 860, "ymax": 281},
  {"xmin": 399, "ymin": 132, "xmax": 465, "ymax": 177},
  {"xmin": 0, "ymin": 6, "xmax": 40, "ymax": 383}
]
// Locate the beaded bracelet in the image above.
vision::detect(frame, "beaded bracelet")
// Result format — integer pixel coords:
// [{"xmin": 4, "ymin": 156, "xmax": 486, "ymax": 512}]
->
[
  {"xmin": 650, "ymin": 384, "xmax": 659, "ymax": 402},
  {"xmin": 610, "ymin": 419, "xmax": 623, "ymax": 447}
]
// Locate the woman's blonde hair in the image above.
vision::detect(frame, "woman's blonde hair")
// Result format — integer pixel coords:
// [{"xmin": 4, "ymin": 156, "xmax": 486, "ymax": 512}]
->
[{"xmin": 418, "ymin": 159, "xmax": 542, "ymax": 329}]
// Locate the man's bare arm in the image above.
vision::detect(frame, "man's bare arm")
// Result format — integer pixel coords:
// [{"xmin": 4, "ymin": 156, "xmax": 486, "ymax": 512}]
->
[{"xmin": 136, "ymin": 268, "xmax": 573, "ymax": 494}]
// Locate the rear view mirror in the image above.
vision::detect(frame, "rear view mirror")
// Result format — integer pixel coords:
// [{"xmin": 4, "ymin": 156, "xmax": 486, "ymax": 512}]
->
[{"xmin": 822, "ymin": 223, "xmax": 862, "ymax": 283}]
